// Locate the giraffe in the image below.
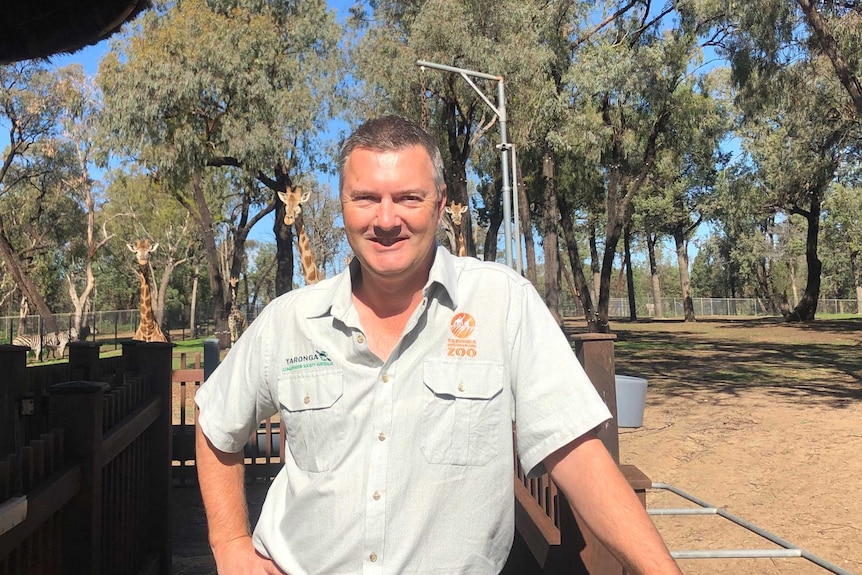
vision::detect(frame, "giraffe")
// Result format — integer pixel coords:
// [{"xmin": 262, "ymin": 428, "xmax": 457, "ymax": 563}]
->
[
  {"xmin": 444, "ymin": 200, "xmax": 469, "ymax": 257},
  {"xmin": 277, "ymin": 186, "xmax": 323, "ymax": 285},
  {"xmin": 127, "ymin": 239, "xmax": 169, "ymax": 343},
  {"xmin": 227, "ymin": 276, "xmax": 247, "ymax": 346}
]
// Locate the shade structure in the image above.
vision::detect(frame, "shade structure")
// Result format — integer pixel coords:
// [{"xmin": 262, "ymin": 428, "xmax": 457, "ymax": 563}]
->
[{"xmin": 1, "ymin": 0, "xmax": 150, "ymax": 64}]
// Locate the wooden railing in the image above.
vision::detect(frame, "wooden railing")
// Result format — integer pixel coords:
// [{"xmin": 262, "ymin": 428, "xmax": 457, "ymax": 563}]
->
[
  {"xmin": 171, "ymin": 349, "xmax": 285, "ymax": 482},
  {"xmin": 0, "ymin": 341, "xmax": 174, "ymax": 575},
  {"xmin": 503, "ymin": 330, "xmax": 652, "ymax": 575}
]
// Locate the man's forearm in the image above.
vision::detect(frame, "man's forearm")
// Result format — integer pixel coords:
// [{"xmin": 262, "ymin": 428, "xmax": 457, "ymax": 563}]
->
[
  {"xmin": 195, "ymin": 414, "xmax": 251, "ymax": 550},
  {"xmin": 547, "ymin": 434, "xmax": 682, "ymax": 575}
]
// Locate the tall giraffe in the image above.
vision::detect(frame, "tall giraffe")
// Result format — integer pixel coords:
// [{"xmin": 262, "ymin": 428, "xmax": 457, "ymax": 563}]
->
[
  {"xmin": 445, "ymin": 201, "xmax": 469, "ymax": 257},
  {"xmin": 277, "ymin": 186, "xmax": 322, "ymax": 285},
  {"xmin": 227, "ymin": 277, "xmax": 247, "ymax": 346},
  {"xmin": 127, "ymin": 239, "xmax": 169, "ymax": 343}
]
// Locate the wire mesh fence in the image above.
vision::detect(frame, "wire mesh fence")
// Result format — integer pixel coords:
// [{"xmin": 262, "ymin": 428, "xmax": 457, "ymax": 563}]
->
[
  {"xmin": 1, "ymin": 296, "xmax": 857, "ymax": 347},
  {"xmin": 560, "ymin": 296, "xmax": 860, "ymax": 319}
]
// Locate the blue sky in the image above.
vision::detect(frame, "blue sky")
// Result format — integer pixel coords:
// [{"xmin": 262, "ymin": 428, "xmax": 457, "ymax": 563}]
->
[{"xmin": 23, "ymin": 1, "xmax": 709, "ymax": 272}]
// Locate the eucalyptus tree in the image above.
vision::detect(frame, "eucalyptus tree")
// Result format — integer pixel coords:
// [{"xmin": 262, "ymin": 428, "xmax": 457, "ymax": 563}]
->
[
  {"xmin": 551, "ymin": 4, "xmax": 709, "ymax": 331},
  {"xmin": 0, "ymin": 61, "xmax": 84, "ymax": 335},
  {"xmin": 104, "ymin": 169, "xmax": 199, "ymax": 325},
  {"xmin": 633, "ymin": 71, "xmax": 730, "ymax": 322},
  {"xmin": 52, "ymin": 65, "xmax": 121, "ymax": 336},
  {"xmin": 98, "ymin": 0, "xmax": 342, "ymax": 333},
  {"xmin": 822, "ymin": 183, "xmax": 862, "ymax": 310},
  {"xmin": 735, "ymin": 53, "xmax": 861, "ymax": 321},
  {"xmin": 713, "ymin": 0, "xmax": 862, "ymax": 119},
  {"xmin": 349, "ymin": 0, "xmax": 561, "ymax": 262}
]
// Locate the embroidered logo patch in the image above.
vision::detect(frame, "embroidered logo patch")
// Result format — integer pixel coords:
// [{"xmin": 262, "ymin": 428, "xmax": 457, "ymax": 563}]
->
[
  {"xmin": 282, "ymin": 350, "xmax": 334, "ymax": 372},
  {"xmin": 447, "ymin": 313, "xmax": 477, "ymax": 357}
]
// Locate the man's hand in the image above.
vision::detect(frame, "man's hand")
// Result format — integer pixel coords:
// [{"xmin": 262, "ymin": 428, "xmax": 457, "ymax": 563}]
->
[{"xmin": 212, "ymin": 535, "xmax": 287, "ymax": 575}]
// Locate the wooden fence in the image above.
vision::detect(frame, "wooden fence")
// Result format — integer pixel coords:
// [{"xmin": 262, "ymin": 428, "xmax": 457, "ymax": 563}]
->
[
  {"xmin": 0, "ymin": 341, "xmax": 173, "ymax": 575},
  {"xmin": 501, "ymin": 331, "xmax": 652, "ymax": 575},
  {"xmin": 171, "ymin": 348, "xmax": 285, "ymax": 482}
]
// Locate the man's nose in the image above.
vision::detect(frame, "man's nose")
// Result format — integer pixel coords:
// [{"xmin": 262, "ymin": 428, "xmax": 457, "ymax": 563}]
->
[{"xmin": 375, "ymin": 197, "xmax": 401, "ymax": 229}]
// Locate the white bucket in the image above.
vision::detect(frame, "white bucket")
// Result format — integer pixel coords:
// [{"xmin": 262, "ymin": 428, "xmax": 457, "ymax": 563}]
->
[{"xmin": 614, "ymin": 375, "xmax": 648, "ymax": 428}]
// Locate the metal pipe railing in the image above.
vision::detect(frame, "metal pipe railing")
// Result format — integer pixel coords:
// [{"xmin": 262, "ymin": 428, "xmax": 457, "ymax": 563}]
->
[{"xmin": 650, "ymin": 482, "xmax": 857, "ymax": 575}]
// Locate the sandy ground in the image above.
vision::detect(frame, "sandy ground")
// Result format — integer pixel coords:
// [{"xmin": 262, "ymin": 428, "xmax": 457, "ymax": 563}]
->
[{"xmin": 613, "ymin": 319, "xmax": 862, "ymax": 575}]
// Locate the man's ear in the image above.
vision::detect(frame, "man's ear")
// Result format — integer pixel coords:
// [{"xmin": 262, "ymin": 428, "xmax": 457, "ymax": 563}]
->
[{"xmin": 437, "ymin": 187, "xmax": 448, "ymax": 222}]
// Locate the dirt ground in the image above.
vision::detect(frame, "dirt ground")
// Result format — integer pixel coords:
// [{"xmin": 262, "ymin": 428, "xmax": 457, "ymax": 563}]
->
[{"xmin": 611, "ymin": 317, "xmax": 862, "ymax": 575}]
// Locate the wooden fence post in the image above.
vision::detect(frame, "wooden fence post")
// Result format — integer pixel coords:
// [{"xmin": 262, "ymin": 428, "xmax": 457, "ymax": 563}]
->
[
  {"xmin": 49, "ymin": 380, "xmax": 110, "ymax": 575},
  {"xmin": 134, "ymin": 342, "xmax": 174, "ymax": 575},
  {"xmin": 0, "ymin": 345, "xmax": 29, "ymax": 459},
  {"xmin": 68, "ymin": 341, "xmax": 102, "ymax": 381},
  {"xmin": 569, "ymin": 333, "xmax": 619, "ymax": 463}
]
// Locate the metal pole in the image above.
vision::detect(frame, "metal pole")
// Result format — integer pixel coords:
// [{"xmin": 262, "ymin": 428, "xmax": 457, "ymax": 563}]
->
[
  {"xmin": 651, "ymin": 483, "xmax": 858, "ymax": 575},
  {"xmin": 497, "ymin": 80, "xmax": 513, "ymax": 268},
  {"xmin": 415, "ymin": 59, "xmax": 515, "ymax": 269},
  {"xmin": 510, "ymin": 144, "xmax": 523, "ymax": 274}
]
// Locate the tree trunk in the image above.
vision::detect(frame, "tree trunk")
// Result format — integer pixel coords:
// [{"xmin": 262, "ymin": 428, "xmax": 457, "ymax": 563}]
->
[
  {"xmin": 516, "ymin": 154, "xmax": 537, "ymax": 286},
  {"xmin": 445, "ymin": 102, "xmax": 475, "ymax": 257},
  {"xmin": 789, "ymin": 257, "xmax": 800, "ymax": 307},
  {"xmin": 0, "ymin": 213, "xmax": 58, "ymax": 334},
  {"xmin": 796, "ymin": 0, "xmax": 862, "ymax": 118},
  {"xmin": 190, "ymin": 263, "xmax": 200, "ymax": 336},
  {"xmin": 786, "ymin": 195, "xmax": 823, "ymax": 322},
  {"xmin": 646, "ymin": 233, "xmax": 663, "ymax": 318},
  {"xmin": 559, "ymin": 194, "xmax": 599, "ymax": 332},
  {"xmin": 851, "ymin": 251, "xmax": 862, "ymax": 315},
  {"xmin": 673, "ymin": 228, "xmax": 696, "ymax": 322},
  {"xmin": 589, "ymin": 219, "xmax": 601, "ymax": 306},
  {"xmin": 190, "ymin": 170, "xmax": 228, "ymax": 333},
  {"xmin": 624, "ymin": 224, "xmax": 637, "ymax": 321},
  {"xmin": 483, "ymin": 176, "xmax": 503, "ymax": 262},
  {"xmin": 273, "ymin": 165, "xmax": 296, "ymax": 296},
  {"xmin": 541, "ymin": 151, "xmax": 562, "ymax": 325}
]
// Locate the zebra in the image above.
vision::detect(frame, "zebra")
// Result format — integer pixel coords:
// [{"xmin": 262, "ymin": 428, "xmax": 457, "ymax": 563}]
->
[
  {"xmin": 12, "ymin": 329, "xmax": 74, "ymax": 362},
  {"xmin": 12, "ymin": 333, "xmax": 44, "ymax": 362},
  {"xmin": 43, "ymin": 330, "xmax": 71, "ymax": 359}
]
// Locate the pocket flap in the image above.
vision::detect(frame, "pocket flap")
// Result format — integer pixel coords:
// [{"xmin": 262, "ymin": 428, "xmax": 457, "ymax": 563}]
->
[
  {"xmin": 278, "ymin": 372, "xmax": 343, "ymax": 411},
  {"xmin": 423, "ymin": 360, "xmax": 503, "ymax": 399}
]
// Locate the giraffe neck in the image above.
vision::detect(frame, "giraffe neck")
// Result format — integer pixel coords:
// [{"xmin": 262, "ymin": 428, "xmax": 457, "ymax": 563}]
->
[
  {"xmin": 135, "ymin": 266, "xmax": 167, "ymax": 342},
  {"xmin": 457, "ymin": 229, "xmax": 467, "ymax": 257},
  {"xmin": 296, "ymin": 223, "xmax": 322, "ymax": 284}
]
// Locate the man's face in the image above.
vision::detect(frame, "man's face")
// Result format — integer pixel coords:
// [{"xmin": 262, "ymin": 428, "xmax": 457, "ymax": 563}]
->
[{"xmin": 341, "ymin": 145, "xmax": 445, "ymax": 286}]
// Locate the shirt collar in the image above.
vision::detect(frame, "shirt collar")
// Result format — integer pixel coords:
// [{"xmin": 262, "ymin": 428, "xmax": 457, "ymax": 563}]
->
[{"xmin": 305, "ymin": 244, "xmax": 460, "ymax": 321}]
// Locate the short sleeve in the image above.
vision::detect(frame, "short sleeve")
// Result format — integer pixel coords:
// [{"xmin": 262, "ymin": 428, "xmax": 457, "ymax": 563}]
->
[
  {"xmin": 195, "ymin": 307, "xmax": 279, "ymax": 453},
  {"xmin": 510, "ymin": 284, "xmax": 611, "ymax": 477}
]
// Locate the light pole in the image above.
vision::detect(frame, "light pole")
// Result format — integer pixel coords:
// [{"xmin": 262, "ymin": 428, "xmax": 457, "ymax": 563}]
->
[{"xmin": 416, "ymin": 59, "xmax": 521, "ymax": 273}]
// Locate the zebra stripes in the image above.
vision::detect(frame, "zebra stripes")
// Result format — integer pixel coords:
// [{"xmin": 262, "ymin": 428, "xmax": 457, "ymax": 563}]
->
[{"xmin": 12, "ymin": 328, "xmax": 77, "ymax": 361}]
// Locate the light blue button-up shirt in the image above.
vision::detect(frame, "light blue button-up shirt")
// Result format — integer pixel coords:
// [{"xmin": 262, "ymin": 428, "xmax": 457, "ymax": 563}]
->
[{"xmin": 196, "ymin": 246, "xmax": 610, "ymax": 575}]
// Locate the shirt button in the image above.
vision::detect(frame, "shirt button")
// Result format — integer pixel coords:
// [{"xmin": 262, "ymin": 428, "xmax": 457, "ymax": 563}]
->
[
  {"xmin": 357, "ymin": 334, "xmax": 365, "ymax": 344},
  {"xmin": 372, "ymin": 490, "xmax": 381, "ymax": 500},
  {"xmin": 369, "ymin": 553, "xmax": 378, "ymax": 562},
  {"xmin": 378, "ymin": 432, "xmax": 386, "ymax": 441},
  {"xmin": 458, "ymin": 383, "xmax": 465, "ymax": 392},
  {"xmin": 303, "ymin": 395, "xmax": 311, "ymax": 404},
  {"xmin": 381, "ymin": 374, "xmax": 390, "ymax": 383}
]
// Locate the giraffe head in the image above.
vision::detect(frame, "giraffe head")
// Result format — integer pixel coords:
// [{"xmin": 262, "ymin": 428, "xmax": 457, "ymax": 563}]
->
[
  {"xmin": 444, "ymin": 201, "xmax": 468, "ymax": 226},
  {"xmin": 127, "ymin": 239, "xmax": 158, "ymax": 266},
  {"xmin": 277, "ymin": 186, "xmax": 311, "ymax": 226}
]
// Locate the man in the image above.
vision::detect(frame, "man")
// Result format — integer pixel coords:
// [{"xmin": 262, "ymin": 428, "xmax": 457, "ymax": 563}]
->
[{"xmin": 195, "ymin": 115, "xmax": 681, "ymax": 575}]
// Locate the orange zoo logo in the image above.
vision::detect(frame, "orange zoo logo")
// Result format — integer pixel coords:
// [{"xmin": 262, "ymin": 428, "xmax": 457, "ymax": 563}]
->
[{"xmin": 449, "ymin": 313, "xmax": 476, "ymax": 339}]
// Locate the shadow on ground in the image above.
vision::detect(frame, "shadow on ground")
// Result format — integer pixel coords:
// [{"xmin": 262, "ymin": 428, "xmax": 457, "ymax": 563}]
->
[{"xmin": 613, "ymin": 323, "xmax": 862, "ymax": 409}]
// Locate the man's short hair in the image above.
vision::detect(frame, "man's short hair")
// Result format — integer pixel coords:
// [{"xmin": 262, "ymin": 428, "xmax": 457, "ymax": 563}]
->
[{"xmin": 338, "ymin": 115, "xmax": 446, "ymax": 199}]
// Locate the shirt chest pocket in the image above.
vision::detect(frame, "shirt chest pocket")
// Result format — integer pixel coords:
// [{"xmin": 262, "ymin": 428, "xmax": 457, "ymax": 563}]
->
[
  {"xmin": 420, "ymin": 360, "xmax": 505, "ymax": 466},
  {"xmin": 277, "ymin": 371, "xmax": 345, "ymax": 473}
]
